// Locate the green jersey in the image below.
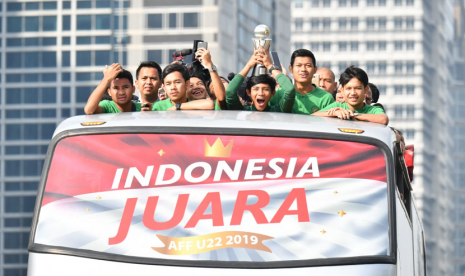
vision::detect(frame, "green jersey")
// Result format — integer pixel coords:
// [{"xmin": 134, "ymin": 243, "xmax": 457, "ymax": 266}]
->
[
  {"xmin": 320, "ymin": 102, "xmax": 385, "ymax": 114},
  {"xmin": 270, "ymin": 85, "xmax": 334, "ymax": 114},
  {"xmin": 99, "ymin": 100, "xmax": 141, "ymax": 113}
]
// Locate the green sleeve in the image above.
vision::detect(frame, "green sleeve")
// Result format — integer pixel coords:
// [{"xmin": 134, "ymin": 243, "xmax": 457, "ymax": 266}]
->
[
  {"xmin": 320, "ymin": 102, "xmax": 342, "ymax": 112},
  {"xmin": 226, "ymin": 74, "xmax": 245, "ymax": 110},
  {"xmin": 270, "ymin": 87, "xmax": 284, "ymax": 106},
  {"xmin": 98, "ymin": 100, "xmax": 117, "ymax": 113},
  {"xmin": 275, "ymin": 73, "xmax": 296, "ymax": 113},
  {"xmin": 321, "ymin": 91, "xmax": 335, "ymax": 109}
]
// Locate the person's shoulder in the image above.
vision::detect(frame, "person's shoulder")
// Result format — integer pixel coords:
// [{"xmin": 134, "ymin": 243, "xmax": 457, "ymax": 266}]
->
[
  {"xmin": 320, "ymin": 101, "xmax": 344, "ymax": 111},
  {"xmin": 328, "ymin": 102, "xmax": 344, "ymax": 108},
  {"xmin": 365, "ymin": 104, "xmax": 385, "ymax": 114},
  {"xmin": 132, "ymin": 95, "xmax": 140, "ymax": 102},
  {"xmin": 98, "ymin": 100, "xmax": 118, "ymax": 113},
  {"xmin": 133, "ymin": 102, "xmax": 142, "ymax": 111},
  {"xmin": 314, "ymin": 87, "xmax": 333, "ymax": 98},
  {"xmin": 99, "ymin": 100, "xmax": 114, "ymax": 106},
  {"xmin": 153, "ymin": 99, "xmax": 171, "ymax": 110}
]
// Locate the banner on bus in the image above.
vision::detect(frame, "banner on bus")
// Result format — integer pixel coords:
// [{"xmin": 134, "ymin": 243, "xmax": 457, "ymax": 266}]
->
[{"xmin": 36, "ymin": 134, "xmax": 389, "ymax": 262}]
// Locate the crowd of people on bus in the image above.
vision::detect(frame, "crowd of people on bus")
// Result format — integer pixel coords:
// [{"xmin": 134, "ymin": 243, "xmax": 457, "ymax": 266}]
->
[{"xmin": 84, "ymin": 46, "xmax": 389, "ymax": 126}]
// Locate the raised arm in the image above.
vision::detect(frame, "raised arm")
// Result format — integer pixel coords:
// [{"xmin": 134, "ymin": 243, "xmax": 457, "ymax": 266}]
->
[
  {"xmin": 225, "ymin": 75, "xmax": 245, "ymax": 110},
  {"xmin": 84, "ymin": 64, "xmax": 122, "ymax": 114},
  {"xmin": 258, "ymin": 47, "xmax": 295, "ymax": 113},
  {"xmin": 239, "ymin": 49, "xmax": 260, "ymax": 78},
  {"xmin": 275, "ymin": 74, "xmax": 295, "ymax": 113},
  {"xmin": 258, "ymin": 46, "xmax": 282, "ymax": 79},
  {"xmin": 226, "ymin": 50, "xmax": 259, "ymax": 110},
  {"xmin": 196, "ymin": 48, "xmax": 226, "ymax": 110}
]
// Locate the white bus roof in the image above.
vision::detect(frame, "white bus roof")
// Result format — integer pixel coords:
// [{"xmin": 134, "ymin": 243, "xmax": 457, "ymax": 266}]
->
[{"xmin": 55, "ymin": 111, "xmax": 395, "ymax": 150}]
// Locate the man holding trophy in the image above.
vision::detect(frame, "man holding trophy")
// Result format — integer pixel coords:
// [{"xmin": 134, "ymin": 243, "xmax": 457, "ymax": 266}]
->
[{"xmin": 226, "ymin": 25, "xmax": 296, "ymax": 112}]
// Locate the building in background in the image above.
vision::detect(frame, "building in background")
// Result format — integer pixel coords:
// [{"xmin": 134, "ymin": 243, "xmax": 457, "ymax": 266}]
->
[
  {"xmin": 291, "ymin": 0, "xmax": 455, "ymax": 275},
  {"xmin": 452, "ymin": 0, "xmax": 465, "ymax": 275},
  {"xmin": 130, "ymin": 0, "xmax": 290, "ymax": 81},
  {"xmin": 0, "ymin": 0, "xmax": 291, "ymax": 275}
]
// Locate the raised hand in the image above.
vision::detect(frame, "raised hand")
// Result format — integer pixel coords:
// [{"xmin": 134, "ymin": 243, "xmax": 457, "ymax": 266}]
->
[
  {"xmin": 104, "ymin": 63, "xmax": 123, "ymax": 82},
  {"xmin": 256, "ymin": 45, "xmax": 273, "ymax": 69},
  {"xmin": 195, "ymin": 48, "xmax": 213, "ymax": 68},
  {"xmin": 246, "ymin": 49, "xmax": 260, "ymax": 69}
]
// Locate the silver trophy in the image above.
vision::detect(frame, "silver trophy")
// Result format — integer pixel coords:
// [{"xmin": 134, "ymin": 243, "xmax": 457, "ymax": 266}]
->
[{"xmin": 251, "ymin": 24, "xmax": 272, "ymax": 76}]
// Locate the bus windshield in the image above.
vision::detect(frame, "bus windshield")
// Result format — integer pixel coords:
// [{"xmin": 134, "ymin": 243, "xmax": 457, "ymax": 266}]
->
[{"xmin": 33, "ymin": 133, "xmax": 389, "ymax": 263}]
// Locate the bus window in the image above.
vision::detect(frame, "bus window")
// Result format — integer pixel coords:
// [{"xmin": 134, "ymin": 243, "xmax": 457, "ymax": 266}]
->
[{"xmin": 32, "ymin": 134, "xmax": 391, "ymax": 264}]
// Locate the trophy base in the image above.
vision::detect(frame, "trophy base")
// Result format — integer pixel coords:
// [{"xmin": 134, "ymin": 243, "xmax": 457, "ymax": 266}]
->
[{"xmin": 252, "ymin": 64, "xmax": 268, "ymax": 76}]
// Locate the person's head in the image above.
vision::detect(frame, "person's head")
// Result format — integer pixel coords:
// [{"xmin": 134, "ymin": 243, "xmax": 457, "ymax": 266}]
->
[
  {"xmin": 209, "ymin": 76, "xmax": 230, "ymax": 97},
  {"xmin": 365, "ymin": 86, "xmax": 373, "ymax": 105},
  {"xmin": 368, "ymin": 83, "xmax": 380, "ymax": 103},
  {"xmin": 339, "ymin": 66, "xmax": 369, "ymax": 109},
  {"xmin": 158, "ymin": 88, "xmax": 167, "ymax": 101},
  {"xmin": 107, "ymin": 70, "xmax": 135, "ymax": 105},
  {"xmin": 332, "ymin": 85, "xmax": 345, "ymax": 103},
  {"xmin": 135, "ymin": 61, "xmax": 163, "ymax": 99},
  {"xmin": 188, "ymin": 72, "xmax": 210, "ymax": 101},
  {"xmin": 316, "ymin": 67, "xmax": 337, "ymax": 93},
  {"xmin": 246, "ymin": 75, "xmax": 277, "ymax": 111},
  {"xmin": 289, "ymin": 49, "xmax": 317, "ymax": 84},
  {"xmin": 162, "ymin": 63, "xmax": 190, "ymax": 103}
]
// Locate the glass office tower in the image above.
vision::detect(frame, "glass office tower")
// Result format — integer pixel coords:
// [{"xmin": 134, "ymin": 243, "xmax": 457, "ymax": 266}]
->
[{"xmin": 452, "ymin": 1, "xmax": 465, "ymax": 275}]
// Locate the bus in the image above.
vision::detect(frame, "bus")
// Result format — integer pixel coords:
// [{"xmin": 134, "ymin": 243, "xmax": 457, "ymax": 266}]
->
[{"xmin": 27, "ymin": 111, "xmax": 426, "ymax": 276}]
